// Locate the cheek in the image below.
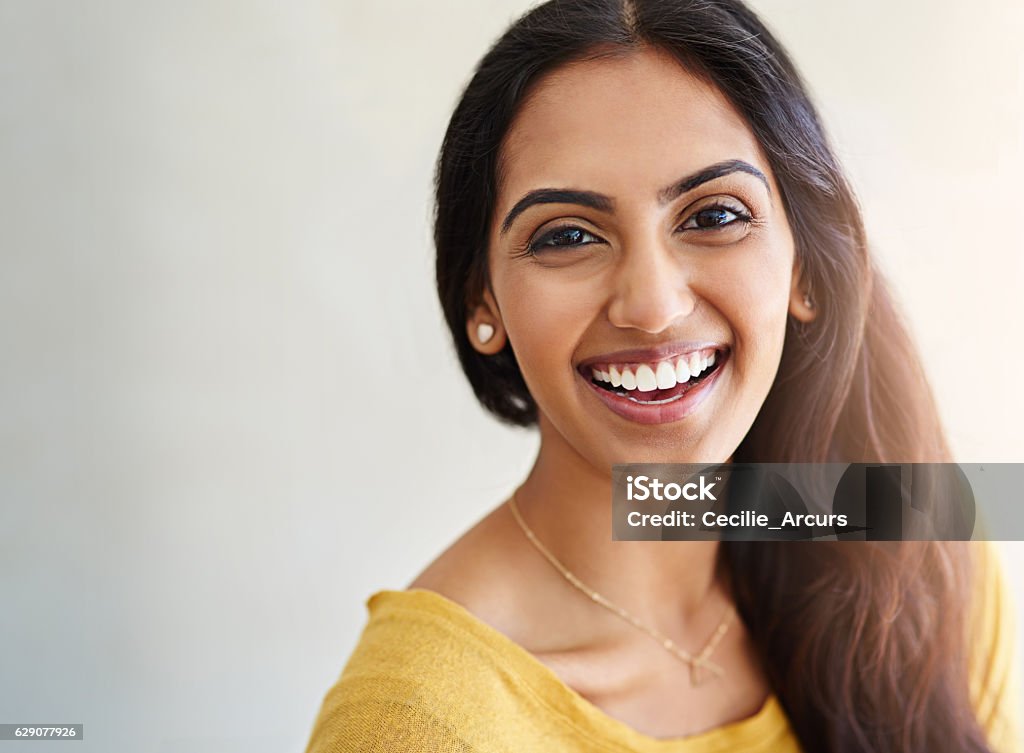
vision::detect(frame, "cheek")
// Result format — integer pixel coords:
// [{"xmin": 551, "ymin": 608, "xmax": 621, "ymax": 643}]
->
[
  {"xmin": 708, "ymin": 245, "xmax": 793, "ymax": 374},
  {"xmin": 498, "ymin": 270, "xmax": 592, "ymax": 386}
]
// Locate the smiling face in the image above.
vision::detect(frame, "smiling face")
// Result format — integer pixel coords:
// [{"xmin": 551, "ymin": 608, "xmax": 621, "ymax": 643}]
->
[{"xmin": 469, "ymin": 46, "xmax": 815, "ymax": 469}]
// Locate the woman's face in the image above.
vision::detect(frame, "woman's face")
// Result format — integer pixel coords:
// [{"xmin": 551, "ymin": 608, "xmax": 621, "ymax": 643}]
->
[{"xmin": 476, "ymin": 47, "xmax": 813, "ymax": 468}]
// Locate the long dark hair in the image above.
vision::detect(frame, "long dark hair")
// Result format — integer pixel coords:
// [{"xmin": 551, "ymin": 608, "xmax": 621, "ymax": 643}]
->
[{"xmin": 433, "ymin": 1, "xmax": 988, "ymax": 750}]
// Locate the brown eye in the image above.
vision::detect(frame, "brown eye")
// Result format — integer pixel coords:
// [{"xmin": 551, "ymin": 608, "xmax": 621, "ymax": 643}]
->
[
  {"xmin": 529, "ymin": 225, "xmax": 601, "ymax": 252},
  {"xmin": 680, "ymin": 204, "xmax": 751, "ymax": 231}
]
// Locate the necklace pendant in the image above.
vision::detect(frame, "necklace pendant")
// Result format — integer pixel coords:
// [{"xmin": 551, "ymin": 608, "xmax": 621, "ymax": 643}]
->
[
  {"xmin": 689, "ymin": 662, "xmax": 707, "ymax": 687},
  {"xmin": 689, "ymin": 657, "xmax": 725, "ymax": 686}
]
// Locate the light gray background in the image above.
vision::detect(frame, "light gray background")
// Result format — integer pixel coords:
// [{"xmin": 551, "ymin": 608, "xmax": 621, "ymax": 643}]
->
[{"xmin": 1, "ymin": 1, "xmax": 1022, "ymax": 751}]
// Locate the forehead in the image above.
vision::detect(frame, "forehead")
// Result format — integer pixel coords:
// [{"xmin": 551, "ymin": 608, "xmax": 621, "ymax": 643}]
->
[{"xmin": 496, "ymin": 46, "xmax": 767, "ymax": 211}]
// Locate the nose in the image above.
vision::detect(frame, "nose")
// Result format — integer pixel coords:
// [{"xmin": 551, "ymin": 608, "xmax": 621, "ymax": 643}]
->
[{"xmin": 606, "ymin": 233, "xmax": 698, "ymax": 333}]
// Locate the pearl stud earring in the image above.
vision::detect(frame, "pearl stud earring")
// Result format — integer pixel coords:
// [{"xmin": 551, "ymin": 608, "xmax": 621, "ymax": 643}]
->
[
  {"xmin": 803, "ymin": 293, "xmax": 814, "ymax": 310},
  {"xmin": 476, "ymin": 322, "xmax": 495, "ymax": 344}
]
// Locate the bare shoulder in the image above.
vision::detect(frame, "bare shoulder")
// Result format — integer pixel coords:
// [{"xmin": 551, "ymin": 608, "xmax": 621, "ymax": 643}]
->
[
  {"xmin": 405, "ymin": 498, "xmax": 618, "ymax": 697},
  {"xmin": 405, "ymin": 500, "xmax": 596, "ymax": 657},
  {"xmin": 406, "ymin": 501, "xmax": 516, "ymax": 607}
]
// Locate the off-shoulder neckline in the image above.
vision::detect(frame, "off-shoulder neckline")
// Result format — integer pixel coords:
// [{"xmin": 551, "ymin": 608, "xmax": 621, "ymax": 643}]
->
[{"xmin": 365, "ymin": 587, "xmax": 790, "ymax": 753}]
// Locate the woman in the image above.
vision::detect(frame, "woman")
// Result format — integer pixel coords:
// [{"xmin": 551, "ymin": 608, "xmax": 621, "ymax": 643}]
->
[{"xmin": 306, "ymin": 0, "xmax": 1019, "ymax": 750}]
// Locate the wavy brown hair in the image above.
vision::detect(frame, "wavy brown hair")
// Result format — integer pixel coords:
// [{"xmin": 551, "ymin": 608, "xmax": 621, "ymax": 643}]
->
[{"xmin": 433, "ymin": 0, "xmax": 989, "ymax": 750}]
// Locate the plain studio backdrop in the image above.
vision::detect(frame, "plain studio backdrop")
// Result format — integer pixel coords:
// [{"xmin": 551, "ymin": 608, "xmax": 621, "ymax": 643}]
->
[{"xmin": 1, "ymin": 1, "xmax": 1022, "ymax": 751}]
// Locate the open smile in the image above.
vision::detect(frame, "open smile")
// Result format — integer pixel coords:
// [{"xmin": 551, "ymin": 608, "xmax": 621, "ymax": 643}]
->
[{"xmin": 576, "ymin": 347, "xmax": 730, "ymax": 425}]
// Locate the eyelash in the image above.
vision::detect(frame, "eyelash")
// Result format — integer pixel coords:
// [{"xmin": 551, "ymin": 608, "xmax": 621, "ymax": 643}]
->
[{"xmin": 519, "ymin": 202, "xmax": 754, "ymax": 256}]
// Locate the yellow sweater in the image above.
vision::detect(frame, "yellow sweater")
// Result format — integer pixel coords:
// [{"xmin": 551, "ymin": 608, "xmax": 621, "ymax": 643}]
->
[{"xmin": 306, "ymin": 541, "xmax": 1020, "ymax": 752}]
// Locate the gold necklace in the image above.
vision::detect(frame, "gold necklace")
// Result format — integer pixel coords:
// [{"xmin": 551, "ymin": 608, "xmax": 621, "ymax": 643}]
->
[{"xmin": 508, "ymin": 490, "xmax": 734, "ymax": 687}]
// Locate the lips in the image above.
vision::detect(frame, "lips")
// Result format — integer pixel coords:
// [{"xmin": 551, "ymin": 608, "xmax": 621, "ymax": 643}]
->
[
  {"xmin": 576, "ymin": 346, "xmax": 730, "ymax": 425},
  {"xmin": 576, "ymin": 341, "xmax": 726, "ymax": 372}
]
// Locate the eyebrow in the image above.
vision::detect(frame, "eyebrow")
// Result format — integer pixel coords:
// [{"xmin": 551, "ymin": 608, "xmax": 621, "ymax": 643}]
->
[{"xmin": 499, "ymin": 159, "xmax": 770, "ymax": 236}]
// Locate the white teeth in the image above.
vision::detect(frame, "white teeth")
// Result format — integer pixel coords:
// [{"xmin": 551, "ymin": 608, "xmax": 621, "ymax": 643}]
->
[
  {"xmin": 675, "ymin": 357, "xmax": 691, "ymax": 383},
  {"xmin": 655, "ymin": 361, "xmax": 677, "ymax": 389},
  {"xmin": 635, "ymin": 364, "xmax": 658, "ymax": 392},
  {"xmin": 688, "ymin": 352, "xmax": 702, "ymax": 376},
  {"xmin": 588, "ymin": 349, "xmax": 721, "ymax": 393}
]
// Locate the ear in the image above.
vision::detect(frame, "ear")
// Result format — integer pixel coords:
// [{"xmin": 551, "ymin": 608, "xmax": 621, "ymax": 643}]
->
[
  {"xmin": 466, "ymin": 287, "xmax": 507, "ymax": 354},
  {"xmin": 789, "ymin": 260, "xmax": 818, "ymax": 324}
]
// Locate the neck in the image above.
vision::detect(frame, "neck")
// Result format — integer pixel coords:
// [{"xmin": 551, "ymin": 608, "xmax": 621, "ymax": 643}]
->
[{"xmin": 512, "ymin": 414, "xmax": 733, "ymax": 637}]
